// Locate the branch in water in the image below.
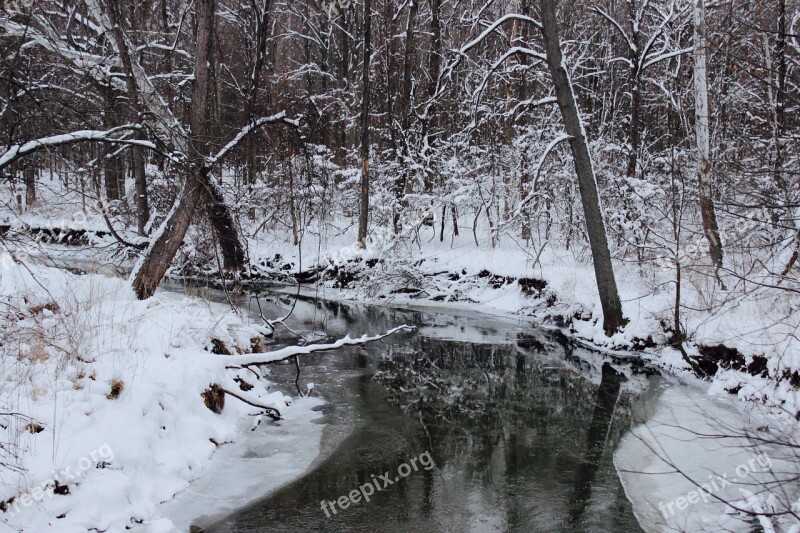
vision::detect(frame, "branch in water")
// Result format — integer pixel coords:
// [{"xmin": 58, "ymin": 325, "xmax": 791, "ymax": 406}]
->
[
  {"xmin": 220, "ymin": 388, "xmax": 282, "ymax": 420},
  {"xmin": 224, "ymin": 325, "xmax": 415, "ymax": 367}
]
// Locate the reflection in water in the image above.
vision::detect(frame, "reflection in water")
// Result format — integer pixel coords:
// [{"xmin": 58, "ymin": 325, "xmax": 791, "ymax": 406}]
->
[
  {"xmin": 201, "ymin": 291, "xmax": 648, "ymax": 532},
  {"xmin": 569, "ymin": 362, "xmax": 625, "ymax": 526}
]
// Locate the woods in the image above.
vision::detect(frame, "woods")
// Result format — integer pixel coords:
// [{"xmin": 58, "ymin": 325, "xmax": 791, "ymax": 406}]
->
[{"xmin": 0, "ymin": 0, "xmax": 798, "ymax": 329}]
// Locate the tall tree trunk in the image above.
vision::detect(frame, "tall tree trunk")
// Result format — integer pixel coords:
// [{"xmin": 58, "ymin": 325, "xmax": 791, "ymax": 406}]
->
[
  {"xmin": 102, "ymin": 0, "xmax": 150, "ymax": 234},
  {"xmin": 626, "ymin": 75, "xmax": 641, "ymax": 178},
  {"xmin": 421, "ymin": 0, "xmax": 442, "ymax": 195},
  {"xmin": 131, "ymin": 136, "xmax": 149, "ymax": 234},
  {"xmin": 693, "ymin": 0, "xmax": 724, "ymax": 274},
  {"xmin": 772, "ymin": 0, "xmax": 787, "ymax": 191},
  {"xmin": 102, "ymin": 86, "xmax": 121, "ymax": 202},
  {"xmin": 626, "ymin": 4, "xmax": 642, "ymax": 179},
  {"xmin": 538, "ymin": 0, "xmax": 626, "ymax": 335},
  {"xmin": 775, "ymin": 0, "xmax": 786, "ymax": 152},
  {"xmin": 774, "ymin": 0, "xmax": 798, "ymax": 277},
  {"xmin": 245, "ymin": 0, "xmax": 272, "ymax": 193},
  {"xmin": 132, "ymin": 0, "xmax": 216, "ymax": 299},
  {"xmin": 394, "ymin": 0, "xmax": 418, "ymax": 232},
  {"xmin": 206, "ymin": 180, "xmax": 245, "ymax": 270},
  {"xmin": 357, "ymin": 0, "xmax": 372, "ymax": 247}
]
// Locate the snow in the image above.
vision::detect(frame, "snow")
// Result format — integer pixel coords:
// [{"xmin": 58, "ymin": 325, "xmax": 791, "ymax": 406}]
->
[
  {"xmin": 0, "ymin": 262, "xmax": 326, "ymax": 532},
  {"xmin": 0, "ymin": 127, "xmax": 142, "ymax": 171},
  {"xmin": 145, "ymin": 394, "xmax": 325, "ymax": 531},
  {"xmin": 2, "ymin": 171, "xmax": 798, "ymax": 531},
  {"xmin": 615, "ymin": 381, "xmax": 799, "ymax": 532}
]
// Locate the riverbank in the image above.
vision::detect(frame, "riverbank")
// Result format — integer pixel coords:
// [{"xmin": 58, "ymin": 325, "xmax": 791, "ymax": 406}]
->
[
  {"xmin": 2, "ymin": 230, "xmax": 799, "ymax": 531},
  {"xmin": 0, "ymin": 262, "xmax": 327, "ymax": 532},
  {"xmin": 12, "ymin": 215, "xmax": 797, "ymax": 425}
]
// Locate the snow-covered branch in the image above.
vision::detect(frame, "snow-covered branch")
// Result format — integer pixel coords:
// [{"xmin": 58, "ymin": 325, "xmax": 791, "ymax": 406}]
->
[
  {"xmin": 512, "ymin": 133, "xmax": 570, "ymax": 218},
  {"xmin": 459, "ymin": 14, "xmax": 541, "ymax": 56},
  {"xmin": 226, "ymin": 325, "xmax": 415, "ymax": 367},
  {"xmin": 206, "ymin": 112, "xmax": 300, "ymax": 166},
  {"xmin": 0, "ymin": 126, "xmax": 145, "ymax": 171},
  {"xmin": 591, "ymin": 7, "xmax": 637, "ymax": 54}
]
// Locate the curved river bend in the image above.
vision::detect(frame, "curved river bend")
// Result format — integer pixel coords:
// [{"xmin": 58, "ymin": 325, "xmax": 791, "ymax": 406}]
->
[{"xmin": 185, "ymin": 287, "xmax": 656, "ymax": 532}]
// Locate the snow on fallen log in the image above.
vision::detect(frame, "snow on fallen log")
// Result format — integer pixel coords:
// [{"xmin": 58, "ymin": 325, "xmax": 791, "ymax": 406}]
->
[{"xmin": 225, "ymin": 325, "xmax": 415, "ymax": 367}]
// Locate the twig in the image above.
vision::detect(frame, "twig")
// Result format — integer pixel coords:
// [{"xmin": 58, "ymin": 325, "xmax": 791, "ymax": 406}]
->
[{"xmin": 220, "ymin": 388, "xmax": 281, "ymax": 420}]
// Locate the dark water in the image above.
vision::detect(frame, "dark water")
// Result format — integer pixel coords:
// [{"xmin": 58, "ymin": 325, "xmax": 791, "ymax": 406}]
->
[{"xmin": 188, "ymin": 287, "xmax": 649, "ymax": 532}]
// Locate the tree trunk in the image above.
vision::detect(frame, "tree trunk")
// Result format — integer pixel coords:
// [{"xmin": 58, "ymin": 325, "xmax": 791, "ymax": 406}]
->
[
  {"xmin": 625, "ymin": 5, "xmax": 642, "ymax": 179},
  {"xmin": 538, "ymin": 0, "xmax": 626, "ymax": 335},
  {"xmin": 206, "ymin": 179, "xmax": 245, "ymax": 270},
  {"xmin": 394, "ymin": 0, "xmax": 418, "ymax": 232},
  {"xmin": 24, "ymin": 163, "xmax": 35, "ymax": 208},
  {"xmin": 103, "ymin": 0, "xmax": 150, "ymax": 234},
  {"xmin": 132, "ymin": 138, "xmax": 149, "ymax": 234},
  {"xmin": 245, "ymin": 0, "xmax": 272, "ymax": 192},
  {"xmin": 132, "ymin": 0, "xmax": 216, "ymax": 299},
  {"xmin": 357, "ymin": 0, "xmax": 372, "ymax": 247},
  {"xmin": 102, "ymin": 86, "xmax": 121, "ymax": 202},
  {"xmin": 626, "ymin": 76, "xmax": 641, "ymax": 178},
  {"xmin": 693, "ymin": 0, "xmax": 724, "ymax": 273},
  {"xmin": 421, "ymin": 0, "xmax": 442, "ymax": 194}
]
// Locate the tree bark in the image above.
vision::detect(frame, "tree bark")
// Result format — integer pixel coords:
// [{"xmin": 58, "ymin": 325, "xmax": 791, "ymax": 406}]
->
[
  {"xmin": 393, "ymin": 0, "xmax": 418, "ymax": 232},
  {"xmin": 538, "ymin": 0, "xmax": 626, "ymax": 335},
  {"xmin": 102, "ymin": 85, "xmax": 122, "ymax": 202},
  {"xmin": 132, "ymin": 0, "xmax": 217, "ymax": 300},
  {"xmin": 357, "ymin": 0, "xmax": 372, "ymax": 247},
  {"xmin": 421, "ymin": 0, "xmax": 442, "ymax": 195},
  {"xmin": 693, "ymin": 0, "xmax": 724, "ymax": 273},
  {"xmin": 626, "ymin": 76, "xmax": 641, "ymax": 178},
  {"xmin": 24, "ymin": 163, "xmax": 35, "ymax": 208},
  {"xmin": 103, "ymin": 0, "xmax": 150, "ymax": 234},
  {"xmin": 245, "ymin": 0, "xmax": 272, "ymax": 191},
  {"xmin": 626, "ymin": 6, "xmax": 642, "ymax": 179}
]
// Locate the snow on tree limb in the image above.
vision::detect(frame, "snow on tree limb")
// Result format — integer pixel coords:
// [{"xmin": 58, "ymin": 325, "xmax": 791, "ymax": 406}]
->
[
  {"xmin": 0, "ymin": 126, "xmax": 146, "ymax": 171},
  {"xmin": 225, "ymin": 325, "xmax": 415, "ymax": 367},
  {"xmin": 206, "ymin": 112, "xmax": 300, "ymax": 166},
  {"xmin": 459, "ymin": 14, "xmax": 541, "ymax": 56},
  {"xmin": 513, "ymin": 133, "xmax": 571, "ymax": 217}
]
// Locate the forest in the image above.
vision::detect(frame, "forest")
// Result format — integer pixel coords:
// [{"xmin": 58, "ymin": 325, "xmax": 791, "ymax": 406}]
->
[{"xmin": 0, "ymin": 0, "xmax": 798, "ymax": 531}]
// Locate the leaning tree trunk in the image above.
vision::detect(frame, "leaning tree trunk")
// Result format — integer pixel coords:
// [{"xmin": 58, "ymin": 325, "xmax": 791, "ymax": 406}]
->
[
  {"xmin": 538, "ymin": 0, "xmax": 626, "ymax": 335},
  {"xmin": 693, "ymin": 0, "xmax": 724, "ymax": 274},
  {"xmin": 131, "ymin": 0, "xmax": 216, "ymax": 300},
  {"xmin": 357, "ymin": 0, "xmax": 372, "ymax": 247}
]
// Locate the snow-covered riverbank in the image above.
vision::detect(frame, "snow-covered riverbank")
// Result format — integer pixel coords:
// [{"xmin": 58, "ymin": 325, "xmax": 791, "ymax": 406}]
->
[
  {"xmin": 2, "ymin": 230, "xmax": 799, "ymax": 531},
  {"xmin": 0, "ymin": 263, "xmax": 326, "ymax": 532},
  {"xmin": 615, "ymin": 382, "xmax": 800, "ymax": 532}
]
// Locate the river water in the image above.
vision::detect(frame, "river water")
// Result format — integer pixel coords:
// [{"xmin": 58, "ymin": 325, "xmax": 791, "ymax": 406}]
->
[{"xmin": 187, "ymin": 287, "xmax": 653, "ymax": 532}]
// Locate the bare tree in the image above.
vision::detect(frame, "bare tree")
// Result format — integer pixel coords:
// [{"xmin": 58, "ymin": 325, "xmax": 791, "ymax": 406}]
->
[
  {"xmin": 693, "ymin": 0, "xmax": 724, "ymax": 276},
  {"xmin": 538, "ymin": 0, "xmax": 626, "ymax": 335},
  {"xmin": 357, "ymin": 0, "xmax": 373, "ymax": 247}
]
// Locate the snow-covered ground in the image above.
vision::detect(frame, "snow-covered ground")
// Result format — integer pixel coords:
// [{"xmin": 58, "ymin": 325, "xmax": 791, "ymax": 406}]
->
[
  {"xmin": 615, "ymin": 381, "xmax": 800, "ymax": 532},
  {"xmin": 0, "ymin": 262, "xmax": 325, "ymax": 532}
]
